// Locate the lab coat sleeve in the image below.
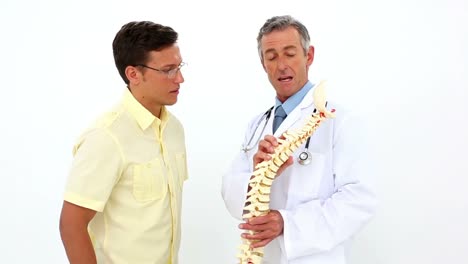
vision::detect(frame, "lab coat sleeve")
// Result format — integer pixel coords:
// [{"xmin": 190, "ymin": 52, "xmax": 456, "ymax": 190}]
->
[
  {"xmin": 221, "ymin": 152, "xmax": 254, "ymax": 220},
  {"xmin": 221, "ymin": 118, "xmax": 258, "ymax": 220},
  {"xmin": 279, "ymin": 113, "xmax": 378, "ymax": 260}
]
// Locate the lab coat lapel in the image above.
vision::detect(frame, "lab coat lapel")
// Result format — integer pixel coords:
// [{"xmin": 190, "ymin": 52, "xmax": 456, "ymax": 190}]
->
[
  {"xmin": 273, "ymin": 87, "xmax": 315, "ymax": 137},
  {"xmin": 264, "ymin": 109, "xmax": 275, "ymax": 136}
]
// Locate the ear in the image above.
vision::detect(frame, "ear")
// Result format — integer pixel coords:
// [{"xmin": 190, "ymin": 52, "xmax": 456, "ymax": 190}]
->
[
  {"xmin": 306, "ymin": 45, "xmax": 315, "ymax": 66},
  {"xmin": 125, "ymin": 65, "xmax": 141, "ymax": 86}
]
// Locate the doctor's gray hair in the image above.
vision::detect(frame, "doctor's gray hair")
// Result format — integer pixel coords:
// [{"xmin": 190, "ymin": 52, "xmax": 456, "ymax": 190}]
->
[{"xmin": 256, "ymin": 15, "xmax": 311, "ymax": 62}]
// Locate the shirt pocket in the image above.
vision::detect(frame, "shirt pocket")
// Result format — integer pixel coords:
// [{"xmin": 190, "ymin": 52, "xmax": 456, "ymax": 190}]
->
[
  {"xmin": 132, "ymin": 158, "xmax": 167, "ymax": 202},
  {"xmin": 175, "ymin": 152, "xmax": 188, "ymax": 188}
]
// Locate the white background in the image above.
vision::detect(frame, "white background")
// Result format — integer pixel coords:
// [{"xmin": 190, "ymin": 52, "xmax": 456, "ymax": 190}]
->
[{"xmin": 1, "ymin": 0, "xmax": 467, "ymax": 263}]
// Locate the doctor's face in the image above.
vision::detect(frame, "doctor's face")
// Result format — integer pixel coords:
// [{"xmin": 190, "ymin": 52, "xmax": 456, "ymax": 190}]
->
[{"xmin": 260, "ymin": 26, "xmax": 314, "ymax": 103}]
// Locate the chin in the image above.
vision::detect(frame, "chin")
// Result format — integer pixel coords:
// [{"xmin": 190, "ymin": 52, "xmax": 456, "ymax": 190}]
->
[{"xmin": 166, "ymin": 100, "xmax": 178, "ymax": 106}]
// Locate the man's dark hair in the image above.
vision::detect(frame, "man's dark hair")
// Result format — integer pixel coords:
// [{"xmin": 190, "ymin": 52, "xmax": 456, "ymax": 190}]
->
[{"xmin": 112, "ymin": 21, "xmax": 178, "ymax": 84}]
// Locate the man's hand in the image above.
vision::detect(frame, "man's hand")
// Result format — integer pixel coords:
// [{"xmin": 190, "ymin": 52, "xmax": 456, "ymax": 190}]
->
[
  {"xmin": 253, "ymin": 135, "xmax": 293, "ymax": 176},
  {"xmin": 239, "ymin": 210, "xmax": 284, "ymax": 248}
]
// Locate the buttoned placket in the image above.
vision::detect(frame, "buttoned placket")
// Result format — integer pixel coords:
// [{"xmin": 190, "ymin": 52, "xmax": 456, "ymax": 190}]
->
[{"xmin": 152, "ymin": 120, "xmax": 177, "ymax": 264}]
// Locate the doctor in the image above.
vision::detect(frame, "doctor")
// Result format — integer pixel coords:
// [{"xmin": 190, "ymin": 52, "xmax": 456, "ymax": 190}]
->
[{"xmin": 221, "ymin": 15, "xmax": 377, "ymax": 264}]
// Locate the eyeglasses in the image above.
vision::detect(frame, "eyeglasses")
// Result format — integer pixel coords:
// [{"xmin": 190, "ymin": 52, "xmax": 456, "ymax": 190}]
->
[{"xmin": 135, "ymin": 61, "xmax": 187, "ymax": 79}]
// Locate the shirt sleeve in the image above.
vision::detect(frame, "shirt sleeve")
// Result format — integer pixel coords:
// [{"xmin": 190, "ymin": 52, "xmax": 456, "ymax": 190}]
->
[
  {"xmin": 279, "ymin": 112, "xmax": 378, "ymax": 260},
  {"xmin": 64, "ymin": 128, "xmax": 124, "ymax": 212}
]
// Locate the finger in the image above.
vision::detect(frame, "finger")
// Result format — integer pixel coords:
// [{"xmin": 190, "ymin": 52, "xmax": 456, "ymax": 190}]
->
[
  {"xmin": 253, "ymin": 151, "xmax": 271, "ymax": 161},
  {"xmin": 285, "ymin": 155, "xmax": 294, "ymax": 166},
  {"xmin": 248, "ymin": 210, "xmax": 283, "ymax": 225},
  {"xmin": 253, "ymin": 151, "xmax": 272, "ymax": 167},
  {"xmin": 262, "ymin": 135, "xmax": 278, "ymax": 147},
  {"xmin": 247, "ymin": 215, "xmax": 271, "ymax": 225},
  {"xmin": 242, "ymin": 229, "xmax": 274, "ymax": 240},
  {"xmin": 243, "ymin": 223, "xmax": 282, "ymax": 240},
  {"xmin": 248, "ymin": 210, "xmax": 283, "ymax": 227},
  {"xmin": 257, "ymin": 139, "xmax": 275, "ymax": 153},
  {"xmin": 251, "ymin": 237, "xmax": 274, "ymax": 248},
  {"xmin": 239, "ymin": 222, "xmax": 269, "ymax": 232}
]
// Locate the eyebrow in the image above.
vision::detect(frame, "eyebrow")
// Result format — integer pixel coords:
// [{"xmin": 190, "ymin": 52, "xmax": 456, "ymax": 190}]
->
[{"xmin": 264, "ymin": 45, "xmax": 298, "ymax": 55}]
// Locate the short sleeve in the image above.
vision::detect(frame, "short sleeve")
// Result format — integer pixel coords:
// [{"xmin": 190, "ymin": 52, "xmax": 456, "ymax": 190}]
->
[{"xmin": 64, "ymin": 128, "xmax": 124, "ymax": 212}]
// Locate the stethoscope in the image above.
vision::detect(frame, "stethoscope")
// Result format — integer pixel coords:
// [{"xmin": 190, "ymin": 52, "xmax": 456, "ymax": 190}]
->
[
  {"xmin": 241, "ymin": 106, "xmax": 274, "ymax": 153},
  {"xmin": 241, "ymin": 103, "xmax": 326, "ymax": 166}
]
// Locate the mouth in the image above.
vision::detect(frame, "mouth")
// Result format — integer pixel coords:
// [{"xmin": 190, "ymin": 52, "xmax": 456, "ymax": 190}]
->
[
  {"xmin": 278, "ymin": 76, "xmax": 293, "ymax": 82},
  {"xmin": 170, "ymin": 88, "xmax": 180, "ymax": 94}
]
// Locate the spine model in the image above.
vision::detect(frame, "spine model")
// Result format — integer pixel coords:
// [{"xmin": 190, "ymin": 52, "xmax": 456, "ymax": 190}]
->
[{"xmin": 238, "ymin": 81, "xmax": 336, "ymax": 264}]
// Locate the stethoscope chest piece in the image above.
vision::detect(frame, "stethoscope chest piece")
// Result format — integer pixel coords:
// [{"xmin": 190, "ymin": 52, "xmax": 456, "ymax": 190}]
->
[{"xmin": 298, "ymin": 151, "xmax": 312, "ymax": 165}]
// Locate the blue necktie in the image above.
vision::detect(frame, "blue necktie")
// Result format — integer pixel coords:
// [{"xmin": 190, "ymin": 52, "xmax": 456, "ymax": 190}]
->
[{"xmin": 272, "ymin": 105, "xmax": 287, "ymax": 133}]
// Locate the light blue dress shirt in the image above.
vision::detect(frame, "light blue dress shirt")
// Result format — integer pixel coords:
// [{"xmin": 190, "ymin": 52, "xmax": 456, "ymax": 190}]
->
[{"xmin": 275, "ymin": 81, "xmax": 314, "ymax": 115}]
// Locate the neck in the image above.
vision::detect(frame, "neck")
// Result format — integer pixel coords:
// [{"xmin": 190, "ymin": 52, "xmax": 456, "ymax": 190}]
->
[
  {"xmin": 149, "ymin": 105, "xmax": 162, "ymax": 118},
  {"xmin": 142, "ymin": 101, "xmax": 162, "ymax": 118},
  {"xmin": 130, "ymin": 93, "xmax": 162, "ymax": 118}
]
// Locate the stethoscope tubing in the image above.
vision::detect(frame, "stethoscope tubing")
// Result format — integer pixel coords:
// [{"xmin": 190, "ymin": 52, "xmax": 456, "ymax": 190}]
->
[
  {"xmin": 242, "ymin": 106, "xmax": 274, "ymax": 152},
  {"xmin": 242, "ymin": 102, "xmax": 327, "ymax": 165}
]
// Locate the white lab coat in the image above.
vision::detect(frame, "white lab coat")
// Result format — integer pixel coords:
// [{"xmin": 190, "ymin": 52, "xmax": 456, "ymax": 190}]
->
[{"xmin": 221, "ymin": 87, "xmax": 377, "ymax": 264}]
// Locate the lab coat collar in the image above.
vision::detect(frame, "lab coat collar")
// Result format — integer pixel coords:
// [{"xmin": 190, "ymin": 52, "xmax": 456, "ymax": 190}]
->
[{"xmin": 273, "ymin": 82, "xmax": 317, "ymax": 137}]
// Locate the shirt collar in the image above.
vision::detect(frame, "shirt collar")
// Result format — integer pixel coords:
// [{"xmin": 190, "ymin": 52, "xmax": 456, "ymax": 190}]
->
[
  {"xmin": 275, "ymin": 81, "xmax": 314, "ymax": 115},
  {"xmin": 122, "ymin": 89, "xmax": 168, "ymax": 131}
]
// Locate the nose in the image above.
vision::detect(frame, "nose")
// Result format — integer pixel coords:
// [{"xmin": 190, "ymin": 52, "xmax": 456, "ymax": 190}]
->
[
  {"xmin": 277, "ymin": 57, "xmax": 289, "ymax": 71},
  {"xmin": 173, "ymin": 69, "xmax": 184, "ymax": 83}
]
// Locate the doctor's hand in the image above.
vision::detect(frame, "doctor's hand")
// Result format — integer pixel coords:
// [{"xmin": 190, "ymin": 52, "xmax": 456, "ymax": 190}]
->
[
  {"xmin": 253, "ymin": 135, "xmax": 293, "ymax": 176},
  {"xmin": 239, "ymin": 210, "xmax": 284, "ymax": 248}
]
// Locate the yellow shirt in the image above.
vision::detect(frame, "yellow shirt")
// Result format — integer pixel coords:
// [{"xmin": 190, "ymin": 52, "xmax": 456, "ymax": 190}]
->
[{"xmin": 64, "ymin": 89, "xmax": 188, "ymax": 264}]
